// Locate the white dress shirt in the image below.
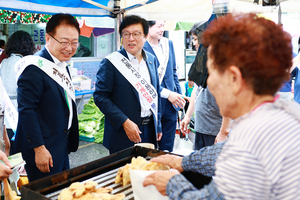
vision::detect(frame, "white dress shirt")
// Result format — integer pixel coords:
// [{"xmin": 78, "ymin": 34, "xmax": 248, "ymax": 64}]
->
[{"xmin": 126, "ymin": 51, "xmax": 152, "ymax": 118}]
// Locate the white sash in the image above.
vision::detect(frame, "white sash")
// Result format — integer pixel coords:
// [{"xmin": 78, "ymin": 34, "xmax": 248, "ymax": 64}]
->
[
  {"xmin": 15, "ymin": 55, "xmax": 75, "ymax": 102},
  {"xmin": 157, "ymin": 37, "xmax": 169, "ymax": 84},
  {"xmin": 106, "ymin": 52, "xmax": 158, "ymax": 122},
  {"xmin": 0, "ymin": 77, "xmax": 18, "ymax": 137}
]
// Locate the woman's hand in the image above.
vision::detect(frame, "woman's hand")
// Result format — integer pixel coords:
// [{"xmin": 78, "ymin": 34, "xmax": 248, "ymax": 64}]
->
[
  {"xmin": 180, "ymin": 116, "xmax": 191, "ymax": 134},
  {"xmin": 143, "ymin": 170, "xmax": 180, "ymax": 196},
  {"xmin": 150, "ymin": 154, "xmax": 184, "ymax": 172}
]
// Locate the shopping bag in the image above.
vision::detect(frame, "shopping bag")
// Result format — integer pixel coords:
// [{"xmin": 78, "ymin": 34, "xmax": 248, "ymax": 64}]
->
[
  {"xmin": 173, "ymin": 134, "xmax": 193, "ymax": 150},
  {"xmin": 173, "ymin": 111, "xmax": 193, "ymax": 151}
]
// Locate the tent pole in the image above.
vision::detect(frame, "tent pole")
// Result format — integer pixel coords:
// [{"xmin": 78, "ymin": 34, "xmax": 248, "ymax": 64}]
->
[
  {"xmin": 113, "ymin": 0, "xmax": 121, "ymax": 51},
  {"xmin": 82, "ymin": 0, "xmax": 113, "ymax": 12}
]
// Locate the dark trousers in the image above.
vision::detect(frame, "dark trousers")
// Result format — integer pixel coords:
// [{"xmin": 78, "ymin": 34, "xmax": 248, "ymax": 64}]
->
[
  {"xmin": 138, "ymin": 115, "xmax": 157, "ymax": 148},
  {"xmin": 108, "ymin": 116, "xmax": 157, "ymax": 154},
  {"xmin": 158, "ymin": 99, "xmax": 177, "ymax": 152},
  {"xmin": 194, "ymin": 132, "xmax": 216, "ymax": 150},
  {"xmin": 7, "ymin": 129, "xmax": 15, "ymax": 156},
  {"xmin": 25, "ymin": 147, "xmax": 70, "ymax": 182}
]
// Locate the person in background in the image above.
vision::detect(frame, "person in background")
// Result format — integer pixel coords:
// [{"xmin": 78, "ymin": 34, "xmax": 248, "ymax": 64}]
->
[
  {"xmin": 0, "ymin": 30, "xmax": 36, "ymax": 155},
  {"xmin": 144, "ymin": 21, "xmax": 185, "ymax": 152},
  {"xmin": 180, "ymin": 21, "xmax": 230, "ymax": 149},
  {"xmin": 291, "ymin": 36, "xmax": 300, "ymax": 104},
  {"xmin": 143, "ymin": 13, "xmax": 300, "ymax": 199},
  {"xmin": 93, "ymin": 15, "xmax": 162, "ymax": 154},
  {"xmin": 0, "ymin": 77, "xmax": 10, "ymax": 157},
  {"xmin": 0, "ymin": 77, "xmax": 13, "ymax": 179},
  {"xmin": 183, "ymin": 79, "xmax": 194, "ymax": 112},
  {"xmin": 14, "ymin": 13, "xmax": 80, "ymax": 182},
  {"xmin": 184, "ymin": 79, "xmax": 194, "ymax": 99},
  {"xmin": 0, "ymin": 39, "xmax": 8, "ymax": 64}
]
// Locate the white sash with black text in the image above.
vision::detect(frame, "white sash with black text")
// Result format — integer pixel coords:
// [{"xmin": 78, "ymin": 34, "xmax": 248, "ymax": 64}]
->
[
  {"xmin": 15, "ymin": 55, "xmax": 75, "ymax": 102},
  {"xmin": 106, "ymin": 52, "xmax": 158, "ymax": 122},
  {"xmin": 157, "ymin": 37, "xmax": 169, "ymax": 84}
]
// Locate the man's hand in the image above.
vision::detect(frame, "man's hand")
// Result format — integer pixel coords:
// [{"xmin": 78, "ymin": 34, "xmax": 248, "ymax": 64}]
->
[
  {"xmin": 150, "ymin": 154, "xmax": 184, "ymax": 172},
  {"xmin": 34, "ymin": 145, "xmax": 53, "ymax": 173},
  {"xmin": 143, "ymin": 170, "xmax": 180, "ymax": 196},
  {"xmin": 183, "ymin": 96, "xmax": 191, "ymax": 103},
  {"xmin": 0, "ymin": 150, "xmax": 11, "ymax": 168},
  {"xmin": 0, "ymin": 164, "xmax": 12, "ymax": 181},
  {"xmin": 157, "ymin": 132, "xmax": 162, "ymax": 141},
  {"xmin": 180, "ymin": 116, "xmax": 190, "ymax": 134},
  {"xmin": 0, "ymin": 150, "xmax": 12, "ymax": 180},
  {"xmin": 123, "ymin": 118, "xmax": 142, "ymax": 143},
  {"xmin": 167, "ymin": 92, "xmax": 185, "ymax": 109}
]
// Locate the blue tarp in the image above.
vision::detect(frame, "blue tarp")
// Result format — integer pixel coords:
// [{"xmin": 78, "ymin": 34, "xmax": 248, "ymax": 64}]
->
[
  {"xmin": 0, "ymin": 0, "xmax": 158, "ymax": 17},
  {"xmin": 0, "ymin": 0, "xmax": 112, "ymax": 17}
]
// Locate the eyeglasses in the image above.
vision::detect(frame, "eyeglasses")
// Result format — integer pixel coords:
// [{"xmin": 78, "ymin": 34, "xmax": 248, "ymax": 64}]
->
[
  {"xmin": 122, "ymin": 32, "xmax": 143, "ymax": 39},
  {"xmin": 49, "ymin": 34, "xmax": 80, "ymax": 48}
]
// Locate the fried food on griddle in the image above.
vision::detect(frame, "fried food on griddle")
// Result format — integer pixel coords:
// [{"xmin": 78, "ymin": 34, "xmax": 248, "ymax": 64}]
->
[
  {"xmin": 115, "ymin": 156, "xmax": 170, "ymax": 186},
  {"xmin": 131, "ymin": 156, "xmax": 148, "ymax": 169},
  {"xmin": 84, "ymin": 180, "xmax": 98, "ymax": 191},
  {"xmin": 58, "ymin": 188, "xmax": 73, "ymax": 200},
  {"xmin": 113, "ymin": 193, "xmax": 126, "ymax": 200},
  {"xmin": 95, "ymin": 187, "xmax": 113, "ymax": 193},
  {"xmin": 69, "ymin": 182, "xmax": 85, "ymax": 190},
  {"xmin": 58, "ymin": 180, "xmax": 125, "ymax": 200},
  {"xmin": 115, "ymin": 167, "xmax": 124, "ymax": 184}
]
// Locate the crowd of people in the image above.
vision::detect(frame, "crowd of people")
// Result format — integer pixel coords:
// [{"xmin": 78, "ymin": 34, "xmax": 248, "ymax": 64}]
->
[{"xmin": 0, "ymin": 10, "xmax": 299, "ymax": 200}]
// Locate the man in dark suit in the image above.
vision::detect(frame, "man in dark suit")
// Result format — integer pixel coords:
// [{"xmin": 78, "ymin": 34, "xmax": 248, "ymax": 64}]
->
[
  {"xmin": 144, "ymin": 21, "xmax": 185, "ymax": 152},
  {"xmin": 14, "ymin": 13, "xmax": 79, "ymax": 182},
  {"xmin": 93, "ymin": 15, "xmax": 162, "ymax": 154}
]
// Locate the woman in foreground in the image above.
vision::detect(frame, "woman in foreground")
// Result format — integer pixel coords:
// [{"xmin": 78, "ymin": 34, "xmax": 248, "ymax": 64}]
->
[{"xmin": 143, "ymin": 13, "xmax": 300, "ymax": 199}]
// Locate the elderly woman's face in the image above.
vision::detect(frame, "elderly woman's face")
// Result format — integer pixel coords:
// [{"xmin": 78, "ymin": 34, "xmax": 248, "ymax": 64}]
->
[{"xmin": 207, "ymin": 46, "xmax": 235, "ymax": 117}]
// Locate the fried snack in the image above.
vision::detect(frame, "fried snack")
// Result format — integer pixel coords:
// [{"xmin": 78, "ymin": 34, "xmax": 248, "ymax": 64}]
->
[
  {"xmin": 69, "ymin": 182, "xmax": 85, "ymax": 190},
  {"xmin": 58, "ymin": 188, "xmax": 73, "ymax": 200},
  {"xmin": 92, "ymin": 193, "xmax": 113, "ymax": 200},
  {"xmin": 84, "ymin": 180, "xmax": 98, "ymax": 192},
  {"xmin": 58, "ymin": 180, "xmax": 125, "ymax": 200},
  {"xmin": 122, "ymin": 164, "xmax": 140, "ymax": 186},
  {"xmin": 131, "ymin": 156, "xmax": 148, "ymax": 169},
  {"xmin": 115, "ymin": 167, "xmax": 124, "ymax": 184},
  {"xmin": 149, "ymin": 162, "xmax": 171, "ymax": 171},
  {"xmin": 140, "ymin": 161, "xmax": 153, "ymax": 170},
  {"xmin": 113, "ymin": 193, "xmax": 126, "ymax": 200},
  {"xmin": 95, "ymin": 187, "xmax": 113, "ymax": 193},
  {"xmin": 73, "ymin": 193, "xmax": 94, "ymax": 200},
  {"xmin": 115, "ymin": 156, "xmax": 170, "ymax": 186},
  {"xmin": 122, "ymin": 164, "xmax": 131, "ymax": 186},
  {"xmin": 72, "ymin": 188, "xmax": 85, "ymax": 198}
]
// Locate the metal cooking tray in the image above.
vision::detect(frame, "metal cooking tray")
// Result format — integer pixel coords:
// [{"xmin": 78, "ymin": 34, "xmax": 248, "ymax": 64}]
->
[{"xmin": 21, "ymin": 146, "xmax": 212, "ymax": 200}]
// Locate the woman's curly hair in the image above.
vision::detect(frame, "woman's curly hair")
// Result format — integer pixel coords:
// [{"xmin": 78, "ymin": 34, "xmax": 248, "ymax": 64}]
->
[
  {"xmin": 202, "ymin": 13, "xmax": 293, "ymax": 96},
  {"xmin": 5, "ymin": 30, "xmax": 36, "ymax": 57}
]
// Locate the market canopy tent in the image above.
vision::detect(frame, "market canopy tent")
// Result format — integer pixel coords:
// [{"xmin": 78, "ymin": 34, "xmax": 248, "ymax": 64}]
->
[{"xmin": 0, "ymin": 0, "xmax": 113, "ymax": 17}]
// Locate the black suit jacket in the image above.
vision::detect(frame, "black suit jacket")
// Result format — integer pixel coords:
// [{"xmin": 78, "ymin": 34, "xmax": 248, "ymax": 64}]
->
[{"xmin": 14, "ymin": 47, "xmax": 79, "ymax": 168}]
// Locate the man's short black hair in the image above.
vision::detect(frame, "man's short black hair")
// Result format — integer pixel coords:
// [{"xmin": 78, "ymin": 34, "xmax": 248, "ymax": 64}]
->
[
  {"xmin": 46, "ymin": 13, "xmax": 80, "ymax": 35},
  {"xmin": 0, "ymin": 40, "xmax": 5, "ymax": 48},
  {"xmin": 119, "ymin": 15, "xmax": 149, "ymax": 36}
]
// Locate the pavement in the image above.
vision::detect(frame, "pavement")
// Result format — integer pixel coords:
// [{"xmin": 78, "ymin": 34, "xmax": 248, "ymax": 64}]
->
[{"xmin": 69, "ymin": 140, "xmax": 109, "ymax": 169}]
